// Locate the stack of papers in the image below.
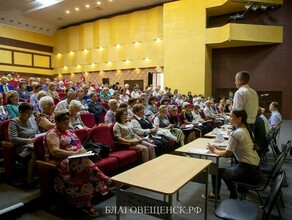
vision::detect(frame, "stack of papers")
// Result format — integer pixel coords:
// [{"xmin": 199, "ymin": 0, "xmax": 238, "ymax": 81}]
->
[
  {"xmin": 68, "ymin": 151, "xmax": 95, "ymax": 159},
  {"xmin": 188, "ymin": 147, "xmax": 210, "ymax": 154}
]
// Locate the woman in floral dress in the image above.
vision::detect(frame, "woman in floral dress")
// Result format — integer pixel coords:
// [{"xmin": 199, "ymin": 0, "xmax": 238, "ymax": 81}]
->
[{"xmin": 45, "ymin": 109, "xmax": 111, "ymax": 217}]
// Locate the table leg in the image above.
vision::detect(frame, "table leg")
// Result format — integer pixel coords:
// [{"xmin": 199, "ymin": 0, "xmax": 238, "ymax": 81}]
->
[
  {"xmin": 214, "ymin": 158, "xmax": 219, "ymax": 208},
  {"xmin": 116, "ymin": 184, "xmax": 120, "ymax": 220},
  {"xmin": 204, "ymin": 167, "xmax": 209, "ymax": 220},
  {"xmin": 168, "ymin": 195, "xmax": 173, "ymax": 220},
  {"xmin": 177, "ymin": 190, "xmax": 179, "ymax": 201}
]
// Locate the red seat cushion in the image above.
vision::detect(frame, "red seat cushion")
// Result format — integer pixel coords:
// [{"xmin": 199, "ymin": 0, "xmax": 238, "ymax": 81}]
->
[
  {"xmin": 95, "ymin": 156, "xmax": 119, "ymax": 173},
  {"xmin": 108, "ymin": 150, "xmax": 138, "ymax": 167}
]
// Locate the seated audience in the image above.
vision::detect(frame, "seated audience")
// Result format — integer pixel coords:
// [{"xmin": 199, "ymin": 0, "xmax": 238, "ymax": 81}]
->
[
  {"xmin": 69, "ymin": 100, "xmax": 89, "ymax": 130},
  {"xmin": 36, "ymin": 96, "xmax": 55, "ymax": 133},
  {"xmin": 104, "ymin": 99, "xmax": 118, "ymax": 124},
  {"xmin": 131, "ymin": 103, "xmax": 168, "ymax": 156},
  {"xmin": 6, "ymin": 90, "xmax": 21, "ymax": 119},
  {"xmin": 17, "ymin": 81, "xmax": 30, "ymax": 100},
  {"xmin": 9, "ymin": 103, "xmax": 40, "ymax": 186},
  {"xmin": 113, "ymin": 108, "xmax": 156, "ymax": 162},
  {"xmin": 254, "ymin": 107, "xmax": 268, "ymax": 157},
  {"xmin": 0, "ymin": 93, "xmax": 8, "ymax": 123},
  {"xmin": 154, "ymin": 105, "xmax": 185, "ymax": 146},
  {"xmin": 167, "ymin": 105, "xmax": 195, "ymax": 144},
  {"xmin": 47, "ymin": 82, "xmax": 60, "ymax": 99},
  {"xmin": 45, "ymin": 110, "xmax": 111, "ymax": 217},
  {"xmin": 99, "ymin": 87, "xmax": 111, "ymax": 103},
  {"xmin": 0, "ymin": 76, "xmax": 15, "ymax": 93},
  {"xmin": 88, "ymin": 92, "xmax": 107, "ymax": 124},
  {"xmin": 268, "ymin": 101, "xmax": 282, "ymax": 130},
  {"xmin": 119, "ymin": 88, "xmax": 129, "ymax": 103},
  {"xmin": 55, "ymin": 88, "xmax": 76, "ymax": 111},
  {"xmin": 207, "ymin": 109, "xmax": 260, "ymax": 199}
]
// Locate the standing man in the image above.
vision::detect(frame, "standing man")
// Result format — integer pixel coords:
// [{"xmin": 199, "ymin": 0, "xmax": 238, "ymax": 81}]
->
[{"xmin": 233, "ymin": 71, "xmax": 258, "ymax": 130}]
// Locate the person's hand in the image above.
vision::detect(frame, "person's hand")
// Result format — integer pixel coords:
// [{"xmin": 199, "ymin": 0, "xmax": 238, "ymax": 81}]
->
[
  {"xmin": 28, "ymin": 138, "xmax": 35, "ymax": 144},
  {"xmin": 75, "ymin": 148, "xmax": 87, "ymax": 155},
  {"xmin": 150, "ymin": 127, "xmax": 158, "ymax": 134},
  {"xmin": 168, "ymin": 124, "xmax": 174, "ymax": 129},
  {"xmin": 130, "ymin": 140, "xmax": 139, "ymax": 146},
  {"xmin": 207, "ymin": 143, "xmax": 216, "ymax": 153}
]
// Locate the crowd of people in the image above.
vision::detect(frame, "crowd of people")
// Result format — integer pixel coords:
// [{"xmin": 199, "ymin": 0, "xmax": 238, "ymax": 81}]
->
[{"xmin": 0, "ymin": 71, "xmax": 283, "ymax": 217}]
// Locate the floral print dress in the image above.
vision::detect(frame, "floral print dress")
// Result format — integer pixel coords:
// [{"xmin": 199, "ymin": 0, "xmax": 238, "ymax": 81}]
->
[{"xmin": 45, "ymin": 128, "xmax": 109, "ymax": 207}]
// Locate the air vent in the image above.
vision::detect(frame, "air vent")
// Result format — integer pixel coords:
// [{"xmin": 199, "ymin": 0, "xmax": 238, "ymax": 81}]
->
[
  {"xmin": 9, "ymin": 20, "xmax": 14, "ymax": 22},
  {"xmin": 1, "ymin": 18, "xmax": 5, "ymax": 20},
  {"xmin": 57, "ymin": 17, "xmax": 63, "ymax": 20}
]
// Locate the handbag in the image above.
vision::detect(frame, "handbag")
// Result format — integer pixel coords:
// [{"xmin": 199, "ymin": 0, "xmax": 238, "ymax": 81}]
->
[{"xmin": 83, "ymin": 138, "xmax": 110, "ymax": 159}]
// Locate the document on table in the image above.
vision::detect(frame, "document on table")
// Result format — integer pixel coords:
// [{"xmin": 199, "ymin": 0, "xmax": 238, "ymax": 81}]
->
[
  {"xmin": 188, "ymin": 147, "xmax": 210, "ymax": 154},
  {"xmin": 68, "ymin": 151, "xmax": 95, "ymax": 159}
]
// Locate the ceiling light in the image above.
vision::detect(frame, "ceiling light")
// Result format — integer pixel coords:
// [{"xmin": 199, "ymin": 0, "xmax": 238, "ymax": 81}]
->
[
  {"xmin": 75, "ymin": 7, "xmax": 79, "ymax": 11},
  {"xmin": 86, "ymin": 4, "xmax": 90, "ymax": 8},
  {"xmin": 66, "ymin": 10, "xmax": 70, "ymax": 14},
  {"xmin": 36, "ymin": 0, "xmax": 62, "ymax": 6},
  {"xmin": 97, "ymin": 1, "xmax": 101, "ymax": 5}
]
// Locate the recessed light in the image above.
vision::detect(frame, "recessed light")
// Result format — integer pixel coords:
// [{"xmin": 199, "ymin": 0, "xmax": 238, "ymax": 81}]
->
[
  {"xmin": 86, "ymin": 4, "xmax": 90, "ymax": 8},
  {"xmin": 97, "ymin": 1, "xmax": 101, "ymax": 5},
  {"xmin": 66, "ymin": 10, "xmax": 70, "ymax": 14},
  {"xmin": 75, "ymin": 7, "xmax": 79, "ymax": 11}
]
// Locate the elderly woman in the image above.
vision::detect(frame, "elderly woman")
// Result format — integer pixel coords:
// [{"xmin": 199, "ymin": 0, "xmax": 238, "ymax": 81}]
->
[
  {"xmin": 68, "ymin": 100, "xmax": 88, "ymax": 129},
  {"xmin": 114, "ymin": 108, "xmax": 156, "ymax": 162},
  {"xmin": 154, "ymin": 105, "xmax": 185, "ymax": 146},
  {"xmin": 45, "ymin": 110, "xmax": 111, "ymax": 217},
  {"xmin": 9, "ymin": 103, "xmax": 39, "ymax": 186},
  {"xmin": 17, "ymin": 81, "xmax": 30, "ymax": 100},
  {"xmin": 6, "ymin": 90, "xmax": 21, "ymax": 119},
  {"xmin": 207, "ymin": 109, "xmax": 260, "ymax": 199},
  {"xmin": 104, "ymin": 99, "xmax": 118, "ymax": 124},
  {"xmin": 88, "ymin": 92, "xmax": 107, "ymax": 124},
  {"xmin": 36, "ymin": 96, "xmax": 55, "ymax": 133},
  {"xmin": 0, "ymin": 93, "xmax": 8, "ymax": 123},
  {"xmin": 47, "ymin": 82, "xmax": 59, "ymax": 99}
]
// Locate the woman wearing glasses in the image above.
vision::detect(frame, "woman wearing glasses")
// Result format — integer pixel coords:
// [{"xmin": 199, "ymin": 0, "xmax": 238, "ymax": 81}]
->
[{"xmin": 113, "ymin": 108, "xmax": 156, "ymax": 162}]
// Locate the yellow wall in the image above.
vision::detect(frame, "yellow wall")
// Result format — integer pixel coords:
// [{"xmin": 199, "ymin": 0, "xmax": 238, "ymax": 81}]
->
[
  {"xmin": 0, "ymin": 24, "xmax": 53, "ymax": 75},
  {"xmin": 163, "ymin": 0, "xmax": 210, "ymax": 95},
  {"xmin": 53, "ymin": 6, "xmax": 164, "ymax": 74}
]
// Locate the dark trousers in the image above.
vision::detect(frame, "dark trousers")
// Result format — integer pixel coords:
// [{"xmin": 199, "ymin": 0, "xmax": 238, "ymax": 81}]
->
[
  {"xmin": 149, "ymin": 136, "xmax": 168, "ymax": 156},
  {"xmin": 212, "ymin": 162, "xmax": 260, "ymax": 198}
]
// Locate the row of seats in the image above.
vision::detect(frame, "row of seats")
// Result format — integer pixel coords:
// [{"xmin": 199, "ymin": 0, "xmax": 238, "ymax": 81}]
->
[{"xmin": 35, "ymin": 125, "xmax": 142, "ymax": 202}]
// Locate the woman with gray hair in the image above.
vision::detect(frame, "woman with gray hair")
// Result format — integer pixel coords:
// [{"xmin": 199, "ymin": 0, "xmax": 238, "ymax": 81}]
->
[
  {"xmin": 68, "ymin": 100, "xmax": 88, "ymax": 130},
  {"xmin": 35, "ymin": 95, "xmax": 55, "ymax": 133}
]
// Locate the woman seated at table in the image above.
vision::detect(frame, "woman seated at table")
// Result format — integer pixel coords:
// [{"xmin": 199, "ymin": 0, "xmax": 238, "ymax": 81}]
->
[
  {"xmin": 36, "ymin": 96, "xmax": 55, "ymax": 133},
  {"xmin": 207, "ymin": 109, "xmax": 260, "ymax": 199},
  {"xmin": 9, "ymin": 103, "xmax": 40, "ymax": 187},
  {"xmin": 6, "ymin": 90, "xmax": 21, "ymax": 119},
  {"xmin": 153, "ymin": 105, "xmax": 185, "ymax": 146},
  {"xmin": 113, "ymin": 108, "xmax": 156, "ymax": 162},
  {"xmin": 45, "ymin": 110, "xmax": 111, "ymax": 217},
  {"xmin": 68, "ymin": 100, "xmax": 89, "ymax": 130}
]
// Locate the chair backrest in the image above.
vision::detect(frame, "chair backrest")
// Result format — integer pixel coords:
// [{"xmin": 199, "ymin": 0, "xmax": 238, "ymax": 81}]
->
[
  {"xmin": 270, "ymin": 146, "xmax": 287, "ymax": 178},
  {"xmin": 263, "ymin": 171, "xmax": 285, "ymax": 219},
  {"xmin": 34, "ymin": 134, "xmax": 46, "ymax": 160},
  {"xmin": 97, "ymin": 110, "xmax": 106, "ymax": 125},
  {"xmin": 89, "ymin": 125, "xmax": 115, "ymax": 150},
  {"xmin": 74, "ymin": 128, "xmax": 90, "ymax": 145},
  {"xmin": 199, "ymin": 109, "xmax": 206, "ymax": 120},
  {"xmin": 0, "ymin": 119, "xmax": 10, "ymax": 142},
  {"xmin": 101, "ymin": 102, "xmax": 110, "ymax": 110},
  {"xmin": 80, "ymin": 112, "xmax": 96, "ymax": 128}
]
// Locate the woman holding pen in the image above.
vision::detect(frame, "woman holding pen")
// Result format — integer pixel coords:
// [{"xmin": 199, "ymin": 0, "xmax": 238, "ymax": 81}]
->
[{"xmin": 206, "ymin": 109, "xmax": 260, "ymax": 199}]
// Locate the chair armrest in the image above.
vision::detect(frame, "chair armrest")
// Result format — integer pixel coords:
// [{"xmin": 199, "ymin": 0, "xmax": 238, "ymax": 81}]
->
[
  {"xmin": 36, "ymin": 160, "xmax": 57, "ymax": 169},
  {"xmin": 1, "ymin": 141, "xmax": 14, "ymax": 149}
]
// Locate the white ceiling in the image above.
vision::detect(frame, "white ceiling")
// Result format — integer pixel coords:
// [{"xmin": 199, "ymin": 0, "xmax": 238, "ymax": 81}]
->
[{"xmin": 0, "ymin": 0, "xmax": 174, "ymax": 36}]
